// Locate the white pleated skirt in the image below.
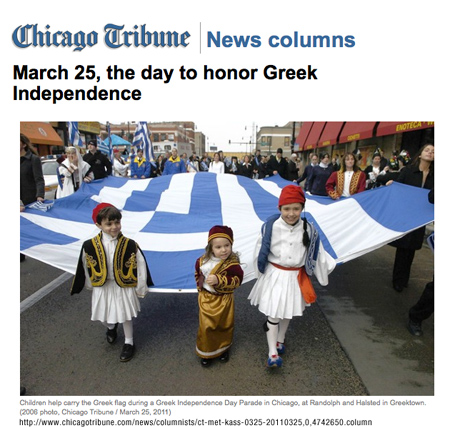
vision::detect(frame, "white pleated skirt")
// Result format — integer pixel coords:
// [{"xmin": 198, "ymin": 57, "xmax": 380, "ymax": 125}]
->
[
  {"xmin": 248, "ymin": 263, "xmax": 309, "ymax": 319},
  {"xmin": 90, "ymin": 279, "xmax": 141, "ymax": 324}
]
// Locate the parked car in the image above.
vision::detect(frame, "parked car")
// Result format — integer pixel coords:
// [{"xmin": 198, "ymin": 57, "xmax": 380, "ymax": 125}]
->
[{"xmin": 41, "ymin": 159, "xmax": 59, "ymax": 200}]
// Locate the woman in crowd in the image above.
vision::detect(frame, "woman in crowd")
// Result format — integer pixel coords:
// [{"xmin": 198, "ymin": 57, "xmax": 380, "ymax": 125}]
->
[
  {"xmin": 308, "ymin": 153, "xmax": 334, "ymax": 196},
  {"xmin": 112, "ymin": 148, "xmax": 129, "ymax": 177},
  {"xmin": 57, "ymin": 146, "xmax": 93, "ymax": 199},
  {"xmin": 239, "ymin": 155, "xmax": 253, "ymax": 179},
  {"xmin": 208, "ymin": 152, "xmax": 225, "ymax": 174},
  {"xmin": 326, "ymin": 152, "xmax": 366, "ymax": 199},
  {"xmin": 364, "ymin": 152, "xmax": 389, "ymax": 189},
  {"xmin": 387, "ymin": 144, "xmax": 434, "ymax": 292}
]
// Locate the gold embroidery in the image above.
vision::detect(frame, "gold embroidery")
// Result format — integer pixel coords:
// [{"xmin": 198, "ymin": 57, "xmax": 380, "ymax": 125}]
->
[
  {"xmin": 113, "ymin": 235, "xmax": 138, "ymax": 287},
  {"xmin": 88, "ymin": 234, "xmax": 108, "ymax": 286}
]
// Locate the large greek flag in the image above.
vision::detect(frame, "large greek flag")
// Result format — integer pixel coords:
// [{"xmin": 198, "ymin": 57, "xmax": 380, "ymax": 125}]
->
[{"xmin": 20, "ymin": 174, "xmax": 433, "ymax": 292}]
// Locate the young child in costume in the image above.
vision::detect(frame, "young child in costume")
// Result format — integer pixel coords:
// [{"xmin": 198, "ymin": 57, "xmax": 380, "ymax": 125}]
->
[
  {"xmin": 248, "ymin": 185, "xmax": 335, "ymax": 368},
  {"xmin": 195, "ymin": 226, "xmax": 244, "ymax": 367},
  {"xmin": 71, "ymin": 203, "xmax": 153, "ymax": 362}
]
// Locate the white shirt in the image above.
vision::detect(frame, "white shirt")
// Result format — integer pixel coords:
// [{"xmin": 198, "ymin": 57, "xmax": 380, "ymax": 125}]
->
[
  {"xmin": 208, "ymin": 161, "xmax": 225, "ymax": 174},
  {"xmin": 343, "ymin": 171, "xmax": 354, "ymax": 197}
]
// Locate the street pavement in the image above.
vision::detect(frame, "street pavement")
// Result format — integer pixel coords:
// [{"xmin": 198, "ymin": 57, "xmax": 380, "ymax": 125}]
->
[{"xmin": 20, "ymin": 242, "xmax": 433, "ymax": 396}]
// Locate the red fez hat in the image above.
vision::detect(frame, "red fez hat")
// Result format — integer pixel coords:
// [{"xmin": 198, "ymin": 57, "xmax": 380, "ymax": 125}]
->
[
  {"xmin": 278, "ymin": 185, "xmax": 305, "ymax": 207},
  {"xmin": 208, "ymin": 225, "xmax": 234, "ymax": 244},
  {"xmin": 92, "ymin": 203, "xmax": 115, "ymax": 223}
]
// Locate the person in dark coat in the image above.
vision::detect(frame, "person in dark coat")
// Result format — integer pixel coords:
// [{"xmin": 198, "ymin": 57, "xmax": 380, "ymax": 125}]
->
[
  {"xmin": 267, "ymin": 148, "xmax": 288, "ymax": 179},
  {"xmin": 83, "ymin": 140, "xmax": 112, "ymax": 179},
  {"xmin": 20, "ymin": 133, "xmax": 45, "ymax": 262},
  {"xmin": 387, "ymin": 144, "xmax": 434, "ymax": 292},
  {"xmin": 297, "ymin": 153, "xmax": 318, "ymax": 191},
  {"xmin": 238, "ymin": 155, "xmax": 253, "ymax": 179},
  {"xmin": 258, "ymin": 156, "xmax": 269, "ymax": 178},
  {"xmin": 308, "ymin": 153, "xmax": 334, "ymax": 196},
  {"xmin": 287, "ymin": 153, "xmax": 300, "ymax": 181},
  {"xmin": 407, "ymin": 188, "xmax": 434, "ymax": 336},
  {"xmin": 20, "ymin": 133, "xmax": 45, "ymax": 205},
  {"xmin": 252, "ymin": 150, "xmax": 262, "ymax": 178}
]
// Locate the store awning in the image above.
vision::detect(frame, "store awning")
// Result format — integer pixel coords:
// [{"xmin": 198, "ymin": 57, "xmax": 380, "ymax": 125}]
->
[
  {"xmin": 318, "ymin": 122, "xmax": 345, "ymax": 148},
  {"xmin": 20, "ymin": 122, "xmax": 64, "ymax": 146},
  {"xmin": 294, "ymin": 122, "xmax": 313, "ymax": 152},
  {"xmin": 303, "ymin": 122, "xmax": 326, "ymax": 151},
  {"xmin": 376, "ymin": 121, "xmax": 434, "ymax": 137},
  {"xmin": 338, "ymin": 122, "xmax": 377, "ymax": 143}
]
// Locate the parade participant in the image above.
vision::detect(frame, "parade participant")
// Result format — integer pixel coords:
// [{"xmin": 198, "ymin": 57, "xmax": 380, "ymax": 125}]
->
[
  {"xmin": 287, "ymin": 153, "xmax": 300, "ymax": 181},
  {"xmin": 364, "ymin": 152, "xmax": 389, "ymax": 189},
  {"xmin": 194, "ymin": 226, "xmax": 243, "ymax": 367},
  {"xmin": 162, "ymin": 148, "xmax": 187, "ymax": 175},
  {"xmin": 83, "ymin": 140, "xmax": 112, "ymax": 179},
  {"xmin": 308, "ymin": 153, "xmax": 334, "ymax": 196},
  {"xmin": 56, "ymin": 146, "xmax": 93, "ymax": 198},
  {"xmin": 387, "ymin": 144, "xmax": 434, "ymax": 292},
  {"xmin": 208, "ymin": 152, "xmax": 225, "ymax": 174},
  {"xmin": 187, "ymin": 154, "xmax": 200, "ymax": 173},
  {"xmin": 297, "ymin": 153, "xmax": 318, "ymax": 191},
  {"xmin": 238, "ymin": 155, "xmax": 253, "ymax": 178},
  {"xmin": 249, "ymin": 185, "xmax": 335, "ymax": 368},
  {"xmin": 267, "ymin": 148, "xmax": 288, "ymax": 179},
  {"xmin": 252, "ymin": 149, "xmax": 262, "ymax": 178},
  {"xmin": 408, "ymin": 188, "xmax": 434, "ymax": 336},
  {"xmin": 325, "ymin": 152, "xmax": 366, "ymax": 199},
  {"xmin": 200, "ymin": 155, "xmax": 210, "ymax": 172},
  {"xmin": 20, "ymin": 133, "xmax": 45, "ymax": 205},
  {"xmin": 112, "ymin": 148, "xmax": 129, "ymax": 177},
  {"xmin": 71, "ymin": 203, "xmax": 153, "ymax": 362},
  {"xmin": 130, "ymin": 148, "xmax": 151, "ymax": 178},
  {"xmin": 20, "ymin": 133, "xmax": 45, "ymax": 262}
]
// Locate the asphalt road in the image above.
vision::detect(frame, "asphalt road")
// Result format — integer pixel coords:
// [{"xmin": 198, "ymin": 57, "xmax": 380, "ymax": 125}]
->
[{"xmin": 20, "ymin": 243, "xmax": 433, "ymax": 396}]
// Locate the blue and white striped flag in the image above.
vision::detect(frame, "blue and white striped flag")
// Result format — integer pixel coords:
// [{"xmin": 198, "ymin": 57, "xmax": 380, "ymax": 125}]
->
[
  {"xmin": 133, "ymin": 122, "xmax": 155, "ymax": 162},
  {"xmin": 67, "ymin": 122, "xmax": 82, "ymax": 147},
  {"xmin": 20, "ymin": 175, "xmax": 433, "ymax": 292},
  {"xmin": 97, "ymin": 136, "xmax": 113, "ymax": 162}
]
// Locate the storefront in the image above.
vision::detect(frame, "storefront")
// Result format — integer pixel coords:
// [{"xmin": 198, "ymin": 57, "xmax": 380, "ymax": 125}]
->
[
  {"xmin": 20, "ymin": 122, "xmax": 64, "ymax": 156},
  {"xmin": 294, "ymin": 121, "xmax": 434, "ymax": 170}
]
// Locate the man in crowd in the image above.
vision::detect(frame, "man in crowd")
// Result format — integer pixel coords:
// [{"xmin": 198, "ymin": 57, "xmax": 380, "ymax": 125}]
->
[
  {"xmin": 162, "ymin": 148, "xmax": 187, "ymax": 175},
  {"xmin": 267, "ymin": 148, "xmax": 288, "ymax": 179},
  {"xmin": 83, "ymin": 140, "xmax": 112, "ymax": 179}
]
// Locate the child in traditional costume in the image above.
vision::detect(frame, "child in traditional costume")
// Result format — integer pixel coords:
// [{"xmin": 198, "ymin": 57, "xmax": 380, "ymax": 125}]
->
[
  {"xmin": 249, "ymin": 185, "xmax": 335, "ymax": 368},
  {"xmin": 195, "ymin": 226, "xmax": 243, "ymax": 367},
  {"xmin": 71, "ymin": 203, "xmax": 153, "ymax": 362}
]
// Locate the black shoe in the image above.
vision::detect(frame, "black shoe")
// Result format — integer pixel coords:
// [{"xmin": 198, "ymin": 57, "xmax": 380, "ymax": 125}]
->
[
  {"xmin": 20, "ymin": 254, "xmax": 26, "ymax": 262},
  {"xmin": 120, "ymin": 344, "xmax": 135, "ymax": 362},
  {"xmin": 106, "ymin": 324, "xmax": 118, "ymax": 344},
  {"xmin": 219, "ymin": 351, "xmax": 229, "ymax": 363},
  {"xmin": 20, "ymin": 387, "xmax": 26, "ymax": 396},
  {"xmin": 201, "ymin": 358, "xmax": 211, "ymax": 367},
  {"xmin": 407, "ymin": 319, "xmax": 423, "ymax": 336}
]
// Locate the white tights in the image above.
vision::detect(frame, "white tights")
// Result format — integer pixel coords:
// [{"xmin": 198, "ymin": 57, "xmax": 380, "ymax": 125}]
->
[
  {"xmin": 102, "ymin": 320, "xmax": 134, "ymax": 345},
  {"xmin": 266, "ymin": 317, "xmax": 290, "ymax": 357}
]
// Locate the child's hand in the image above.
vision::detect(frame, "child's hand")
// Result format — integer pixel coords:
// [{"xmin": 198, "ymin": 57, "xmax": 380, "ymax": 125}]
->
[{"xmin": 205, "ymin": 274, "xmax": 218, "ymax": 286}]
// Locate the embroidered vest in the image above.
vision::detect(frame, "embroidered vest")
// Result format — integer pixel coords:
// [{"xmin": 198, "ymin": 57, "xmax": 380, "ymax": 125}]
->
[{"xmin": 71, "ymin": 233, "xmax": 153, "ymax": 295}]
